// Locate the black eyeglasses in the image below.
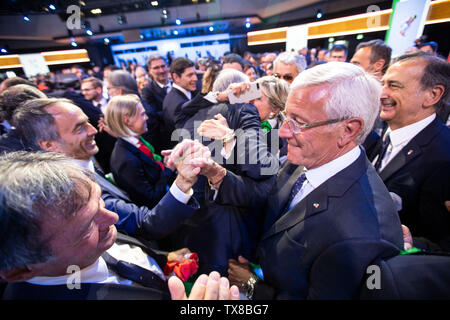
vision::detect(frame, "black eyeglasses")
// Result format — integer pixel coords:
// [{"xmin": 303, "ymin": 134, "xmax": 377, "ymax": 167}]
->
[{"xmin": 274, "ymin": 73, "xmax": 294, "ymax": 82}]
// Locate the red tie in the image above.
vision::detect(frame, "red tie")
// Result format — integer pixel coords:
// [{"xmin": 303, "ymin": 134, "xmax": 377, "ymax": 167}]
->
[{"xmin": 137, "ymin": 141, "xmax": 165, "ymax": 171}]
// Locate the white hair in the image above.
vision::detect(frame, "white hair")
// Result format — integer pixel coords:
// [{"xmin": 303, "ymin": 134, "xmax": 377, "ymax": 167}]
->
[
  {"xmin": 291, "ymin": 62, "xmax": 381, "ymax": 144},
  {"xmin": 274, "ymin": 52, "xmax": 307, "ymax": 74},
  {"xmin": 212, "ymin": 69, "xmax": 249, "ymax": 92}
]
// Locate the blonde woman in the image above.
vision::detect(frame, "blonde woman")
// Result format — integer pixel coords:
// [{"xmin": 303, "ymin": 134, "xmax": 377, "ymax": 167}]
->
[{"xmin": 105, "ymin": 94, "xmax": 174, "ymax": 208}]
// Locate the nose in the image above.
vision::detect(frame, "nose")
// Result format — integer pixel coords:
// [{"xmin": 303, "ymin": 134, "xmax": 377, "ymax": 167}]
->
[
  {"xmin": 96, "ymin": 204, "xmax": 119, "ymax": 228},
  {"xmin": 279, "ymin": 120, "xmax": 293, "ymax": 139},
  {"xmin": 87, "ymin": 122, "xmax": 98, "ymax": 136}
]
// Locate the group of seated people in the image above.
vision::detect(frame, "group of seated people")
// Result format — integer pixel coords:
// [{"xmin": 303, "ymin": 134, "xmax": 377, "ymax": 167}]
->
[{"xmin": 0, "ymin": 38, "xmax": 449, "ymax": 300}]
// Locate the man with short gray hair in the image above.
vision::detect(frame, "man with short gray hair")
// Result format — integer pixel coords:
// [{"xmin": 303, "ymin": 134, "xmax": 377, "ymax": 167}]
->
[
  {"xmin": 221, "ymin": 62, "xmax": 404, "ymax": 299},
  {"xmin": 0, "ymin": 151, "xmax": 239, "ymax": 300},
  {"xmin": 273, "ymin": 52, "xmax": 307, "ymax": 84}
]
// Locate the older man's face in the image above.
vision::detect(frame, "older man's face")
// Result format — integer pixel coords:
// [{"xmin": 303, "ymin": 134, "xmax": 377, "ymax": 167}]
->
[
  {"xmin": 39, "ymin": 180, "xmax": 118, "ymax": 276},
  {"xmin": 279, "ymin": 85, "xmax": 343, "ymax": 169},
  {"xmin": 274, "ymin": 62, "xmax": 299, "ymax": 83},
  {"xmin": 148, "ymin": 58, "xmax": 169, "ymax": 84}
]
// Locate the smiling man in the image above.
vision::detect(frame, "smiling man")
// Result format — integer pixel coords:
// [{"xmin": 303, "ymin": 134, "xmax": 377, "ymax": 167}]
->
[
  {"xmin": 162, "ymin": 57, "xmax": 200, "ymax": 149},
  {"xmin": 368, "ymin": 52, "xmax": 450, "ymax": 250}
]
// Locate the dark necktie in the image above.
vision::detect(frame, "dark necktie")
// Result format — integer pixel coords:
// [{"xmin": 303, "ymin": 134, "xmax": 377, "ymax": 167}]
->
[
  {"xmin": 282, "ymin": 172, "xmax": 307, "ymax": 214},
  {"xmin": 374, "ymin": 133, "xmax": 391, "ymax": 172},
  {"xmin": 101, "ymin": 251, "xmax": 169, "ymax": 293}
]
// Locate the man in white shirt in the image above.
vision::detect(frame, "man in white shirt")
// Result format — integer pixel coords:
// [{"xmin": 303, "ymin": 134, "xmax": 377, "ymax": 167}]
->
[
  {"xmin": 0, "ymin": 151, "xmax": 239, "ymax": 300},
  {"xmin": 81, "ymin": 77, "xmax": 108, "ymax": 114},
  {"xmin": 368, "ymin": 51, "xmax": 450, "ymax": 251}
]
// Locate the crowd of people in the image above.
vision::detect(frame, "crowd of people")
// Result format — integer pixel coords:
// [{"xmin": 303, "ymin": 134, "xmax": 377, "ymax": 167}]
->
[{"xmin": 0, "ymin": 37, "xmax": 449, "ymax": 300}]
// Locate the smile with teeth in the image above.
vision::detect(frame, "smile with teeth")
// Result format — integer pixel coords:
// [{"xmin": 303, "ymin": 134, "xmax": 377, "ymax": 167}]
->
[{"xmin": 381, "ymin": 99, "xmax": 396, "ymax": 108}]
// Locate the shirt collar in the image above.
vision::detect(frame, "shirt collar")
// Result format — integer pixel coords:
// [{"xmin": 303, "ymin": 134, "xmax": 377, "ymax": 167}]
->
[
  {"xmin": 172, "ymin": 83, "xmax": 192, "ymax": 100},
  {"xmin": 387, "ymin": 113, "xmax": 436, "ymax": 147},
  {"xmin": 122, "ymin": 135, "xmax": 140, "ymax": 148},
  {"xmin": 71, "ymin": 158, "xmax": 95, "ymax": 173},
  {"xmin": 305, "ymin": 146, "xmax": 361, "ymax": 189},
  {"xmin": 155, "ymin": 80, "xmax": 171, "ymax": 89}
]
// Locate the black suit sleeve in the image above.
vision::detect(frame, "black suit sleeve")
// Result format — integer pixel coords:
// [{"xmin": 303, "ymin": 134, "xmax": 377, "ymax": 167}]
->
[{"xmin": 418, "ymin": 163, "xmax": 450, "ymax": 251}]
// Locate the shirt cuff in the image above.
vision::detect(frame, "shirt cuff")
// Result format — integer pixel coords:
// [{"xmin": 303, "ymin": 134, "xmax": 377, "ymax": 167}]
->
[
  {"xmin": 220, "ymin": 138, "xmax": 236, "ymax": 160},
  {"xmin": 204, "ymin": 92, "xmax": 218, "ymax": 104},
  {"xmin": 170, "ymin": 182, "xmax": 193, "ymax": 204}
]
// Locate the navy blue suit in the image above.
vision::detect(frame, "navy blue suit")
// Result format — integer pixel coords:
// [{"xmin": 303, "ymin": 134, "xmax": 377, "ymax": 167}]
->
[
  {"xmin": 367, "ymin": 117, "xmax": 450, "ymax": 251},
  {"xmin": 216, "ymin": 150, "xmax": 404, "ymax": 299}
]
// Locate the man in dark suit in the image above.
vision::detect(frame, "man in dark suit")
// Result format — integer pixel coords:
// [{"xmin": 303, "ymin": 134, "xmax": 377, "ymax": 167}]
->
[
  {"xmin": 202, "ymin": 62, "xmax": 405, "ymax": 299},
  {"xmin": 0, "ymin": 151, "xmax": 239, "ymax": 300},
  {"xmin": 162, "ymin": 57, "xmax": 199, "ymax": 150},
  {"xmin": 142, "ymin": 54, "xmax": 171, "ymax": 115},
  {"xmin": 367, "ymin": 52, "xmax": 450, "ymax": 251}
]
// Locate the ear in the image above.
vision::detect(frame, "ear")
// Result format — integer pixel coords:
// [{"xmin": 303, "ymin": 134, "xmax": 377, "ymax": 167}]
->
[
  {"xmin": 423, "ymin": 85, "xmax": 444, "ymax": 109},
  {"xmin": 0, "ymin": 266, "xmax": 36, "ymax": 282},
  {"xmin": 338, "ymin": 118, "xmax": 364, "ymax": 148},
  {"xmin": 123, "ymin": 113, "xmax": 132, "ymax": 127},
  {"xmin": 373, "ymin": 59, "xmax": 385, "ymax": 73},
  {"xmin": 172, "ymin": 73, "xmax": 180, "ymax": 83},
  {"xmin": 38, "ymin": 140, "xmax": 60, "ymax": 152}
]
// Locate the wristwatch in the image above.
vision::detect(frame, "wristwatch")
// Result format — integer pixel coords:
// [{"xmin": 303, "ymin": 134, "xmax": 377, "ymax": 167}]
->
[{"xmin": 242, "ymin": 274, "xmax": 258, "ymax": 300}]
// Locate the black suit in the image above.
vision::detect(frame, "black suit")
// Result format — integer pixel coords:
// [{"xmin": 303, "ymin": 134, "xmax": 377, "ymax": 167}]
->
[
  {"xmin": 367, "ymin": 117, "xmax": 450, "ymax": 251},
  {"xmin": 2, "ymin": 233, "xmax": 171, "ymax": 300},
  {"xmin": 110, "ymin": 138, "xmax": 174, "ymax": 209},
  {"xmin": 216, "ymin": 150, "xmax": 404, "ymax": 299},
  {"xmin": 142, "ymin": 80, "xmax": 168, "ymax": 116}
]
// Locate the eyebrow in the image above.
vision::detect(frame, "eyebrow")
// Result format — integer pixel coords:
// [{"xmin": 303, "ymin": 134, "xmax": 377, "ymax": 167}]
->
[
  {"xmin": 72, "ymin": 117, "xmax": 88, "ymax": 133},
  {"xmin": 382, "ymin": 79, "xmax": 404, "ymax": 87},
  {"xmin": 78, "ymin": 184, "xmax": 101, "ymax": 236}
]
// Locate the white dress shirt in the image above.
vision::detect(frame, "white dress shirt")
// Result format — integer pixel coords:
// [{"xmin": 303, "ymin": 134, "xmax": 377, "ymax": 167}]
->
[
  {"xmin": 372, "ymin": 113, "xmax": 436, "ymax": 172},
  {"xmin": 92, "ymin": 97, "xmax": 108, "ymax": 115},
  {"xmin": 287, "ymin": 146, "xmax": 361, "ymax": 211}
]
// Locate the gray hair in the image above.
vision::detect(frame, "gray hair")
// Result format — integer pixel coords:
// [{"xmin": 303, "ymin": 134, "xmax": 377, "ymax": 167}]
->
[
  {"xmin": 13, "ymin": 98, "xmax": 73, "ymax": 150},
  {"xmin": 107, "ymin": 70, "xmax": 139, "ymax": 95},
  {"xmin": 212, "ymin": 69, "xmax": 249, "ymax": 92},
  {"xmin": 291, "ymin": 62, "xmax": 382, "ymax": 144},
  {"xmin": 0, "ymin": 151, "xmax": 96, "ymax": 271},
  {"xmin": 274, "ymin": 52, "xmax": 307, "ymax": 74}
]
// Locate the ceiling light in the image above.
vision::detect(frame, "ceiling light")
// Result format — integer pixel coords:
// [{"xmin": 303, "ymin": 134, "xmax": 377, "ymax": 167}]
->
[
  {"xmin": 245, "ymin": 22, "xmax": 251, "ymax": 29},
  {"xmin": 71, "ymin": 41, "xmax": 78, "ymax": 47},
  {"xmin": 91, "ymin": 8, "xmax": 102, "ymax": 14},
  {"xmin": 173, "ymin": 30, "xmax": 179, "ymax": 35},
  {"xmin": 104, "ymin": 38, "xmax": 110, "ymax": 44},
  {"xmin": 1, "ymin": 48, "xmax": 8, "ymax": 53},
  {"xmin": 209, "ymin": 26, "xmax": 214, "ymax": 32},
  {"xmin": 175, "ymin": 18, "xmax": 181, "ymax": 25},
  {"xmin": 316, "ymin": 10, "xmax": 323, "ymax": 19},
  {"xmin": 48, "ymin": 4, "xmax": 56, "ymax": 11},
  {"xmin": 23, "ymin": 15, "xmax": 30, "ymax": 22},
  {"xmin": 86, "ymin": 29, "xmax": 93, "ymax": 36},
  {"xmin": 151, "ymin": 1, "xmax": 158, "ymax": 6}
]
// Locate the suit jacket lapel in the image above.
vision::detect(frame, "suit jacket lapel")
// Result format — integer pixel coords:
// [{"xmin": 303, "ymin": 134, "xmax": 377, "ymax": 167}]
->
[
  {"xmin": 378, "ymin": 117, "xmax": 443, "ymax": 181},
  {"xmin": 261, "ymin": 151, "xmax": 368, "ymax": 241},
  {"xmin": 379, "ymin": 139, "xmax": 422, "ymax": 181}
]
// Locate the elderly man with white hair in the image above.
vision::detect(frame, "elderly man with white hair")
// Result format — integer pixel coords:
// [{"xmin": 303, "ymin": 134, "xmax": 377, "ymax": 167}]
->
[
  {"xmin": 202, "ymin": 62, "xmax": 405, "ymax": 299},
  {"xmin": 273, "ymin": 51, "xmax": 307, "ymax": 84}
]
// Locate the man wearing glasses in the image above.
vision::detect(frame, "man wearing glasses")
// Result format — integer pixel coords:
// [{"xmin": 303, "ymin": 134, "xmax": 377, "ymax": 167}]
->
[
  {"xmin": 273, "ymin": 52, "xmax": 307, "ymax": 84},
  {"xmin": 198, "ymin": 62, "xmax": 404, "ymax": 299}
]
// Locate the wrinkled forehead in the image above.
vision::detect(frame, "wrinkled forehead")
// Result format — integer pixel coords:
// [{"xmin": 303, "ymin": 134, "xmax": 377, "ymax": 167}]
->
[{"xmin": 286, "ymin": 85, "xmax": 329, "ymax": 114}]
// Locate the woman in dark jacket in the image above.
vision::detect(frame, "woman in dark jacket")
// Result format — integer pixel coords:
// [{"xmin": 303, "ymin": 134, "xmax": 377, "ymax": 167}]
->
[{"xmin": 105, "ymin": 94, "xmax": 173, "ymax": 209}]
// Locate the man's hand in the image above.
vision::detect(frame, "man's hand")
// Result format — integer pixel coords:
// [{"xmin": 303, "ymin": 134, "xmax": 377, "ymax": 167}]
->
[
  {"xmin": 228, "ymin": 256, "xmax": 253, "ymax": 289},
  {"xmin": 402, "ymin": 224, "xmax": 413, "ymax": 251},
  {"xmin": 170, "ymin": 139, "xmax": 212, "ymax": 193},
  {"xmin": 98, "ymin": 117, "xmax": 117, "ymax": 137},
  {"xmin": 168, "ymin": 271, "xmax": 240, "ymax": 300},
  {"xmin": 197, "ymin": 114, "xmax": 232, "ymax": 140}
]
